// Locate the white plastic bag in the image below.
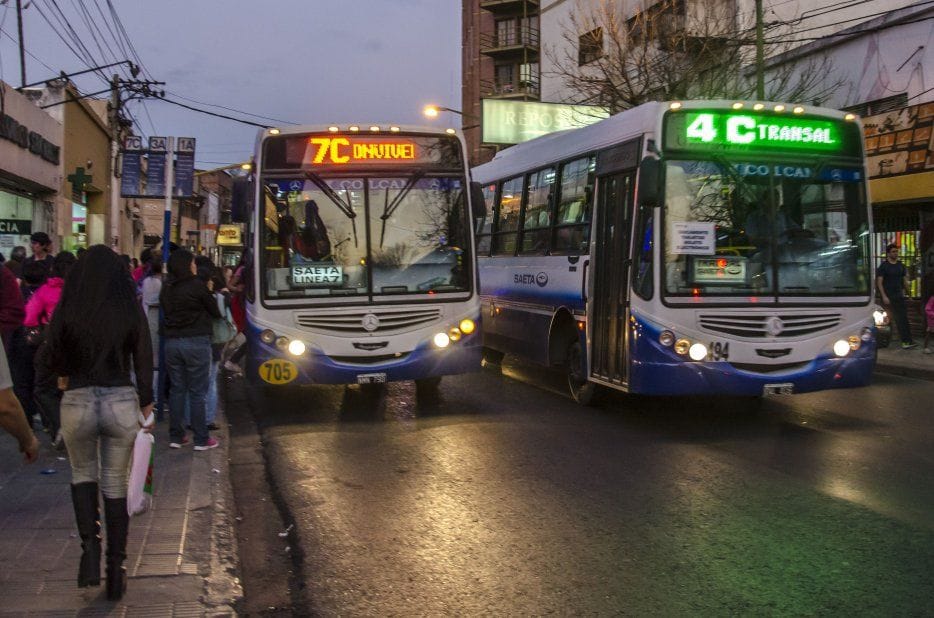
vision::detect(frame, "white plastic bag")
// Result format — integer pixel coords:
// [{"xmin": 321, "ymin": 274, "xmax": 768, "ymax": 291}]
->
[{"xmin": 127, "ymin": 429, "xmax": 154, "ymax": 516}]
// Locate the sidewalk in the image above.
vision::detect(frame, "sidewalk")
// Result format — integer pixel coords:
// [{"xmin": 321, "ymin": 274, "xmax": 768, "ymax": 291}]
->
[
  {"xmin": 0, "ymin": 408, "xmax": 241, "ymax": 616},
  {"xmin": 875, "ymin": 343, "xmax": 934, "ymax": 381}
]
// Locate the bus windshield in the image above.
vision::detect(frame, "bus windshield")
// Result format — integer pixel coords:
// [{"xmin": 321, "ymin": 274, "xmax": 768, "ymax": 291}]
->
[
  {"xmin": 662, "ymin": 158, "xmax": 871, "ymax": 299},
  {"xmin": 261, "ymin": 175, "xmax": 471, "ymax": 299}
]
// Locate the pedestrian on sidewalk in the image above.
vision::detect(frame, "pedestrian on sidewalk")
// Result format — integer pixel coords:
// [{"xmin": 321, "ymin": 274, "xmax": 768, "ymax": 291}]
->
[
  {"xmin": 923, "ymin": 293, "xmax": 934, "ymax": 354},
  {"xmin": 43, "ymin": 245, "xmax": 154, "ymax": 601},
  {"xmin": 876, "ymin": 243, "xmax": 918, "ymax": 350},
  {"xmin": 223, "ymin": 251, "xmax": 249, "ymax": 374},
  {"xmin": 0, "ymin": 343, "xmax": 39, "ymax": 463},
  {"xmin": 161, "ymin": 249, "xmax": 222, "ymax": 451},
  {"xmin": 25, "ymin": 251, "xmax": 76, "ymax": 447}
]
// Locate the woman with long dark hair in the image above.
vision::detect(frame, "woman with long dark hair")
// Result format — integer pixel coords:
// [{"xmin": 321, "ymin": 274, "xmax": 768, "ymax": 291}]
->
[
  {"xmin": 44, "ymin": 245, "xmax": 153, "ymax": 600},
  {"xmin": 161, "ymin": 249, "xmax": 221, "ymax": 450}
]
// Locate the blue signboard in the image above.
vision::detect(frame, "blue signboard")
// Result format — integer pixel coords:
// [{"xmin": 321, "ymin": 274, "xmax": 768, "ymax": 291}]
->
[
  {"xmin": 120, "ymin": 151, "xmax": 142, "ymax": 197},
  {"xmin": 174, "ymin": 152, "xmax": 195, "ymax": 197},
  {"xmin": 146, "ymin": 151, "xmax": 166, "ymax": 197}
]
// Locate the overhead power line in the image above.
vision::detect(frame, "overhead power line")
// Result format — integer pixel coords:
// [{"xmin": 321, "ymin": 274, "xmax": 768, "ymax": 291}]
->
[
  {"xmin": 157, "ymin": 96, "xmax": 271, "ymax": 128},
  {"xmin": 163, "ymin": 89, "xmax": 299, "ymax": 125}
]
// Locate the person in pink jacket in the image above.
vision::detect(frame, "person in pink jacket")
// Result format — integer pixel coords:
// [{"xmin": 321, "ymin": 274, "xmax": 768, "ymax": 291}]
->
[
  {"xmin": 23, "ymin": 251, "xmax": 76, "ymax": 447},
  {"xmin": 24, "ymin": 252, "xmax": 76, "ymax": 328}
]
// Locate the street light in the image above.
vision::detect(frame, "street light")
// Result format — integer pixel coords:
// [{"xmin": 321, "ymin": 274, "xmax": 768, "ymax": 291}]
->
[{"xmin": 423, "ymin": 104, "xmax": 463, "ymax": 119}]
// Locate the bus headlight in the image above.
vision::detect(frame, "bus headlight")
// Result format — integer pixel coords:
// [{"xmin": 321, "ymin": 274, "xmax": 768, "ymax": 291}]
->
[
  {"xmin": 833, "ymin": 339, "xmax": 850, "ymax": 357},
  {"xmin": 688, "ymin": 343, "xmax": 708, "ymax": 361},
  {"xmin": 860, "ymin": 327, "xmax": 873, "ymax": 342},
  {"xmin": 433, "ymin": 332, "xmax": 451, "ymax": 348},
  {"xmin": 275, "ymin": 336, "xmax": 289, "ymax": 350},
  {"xmin": 288, "ymin": 339, "xmax": 306, "ymax": 356},
  {"xmin": 872, "ymin": 309, "xmax": 888, "ymax": 326},
  {"xmin": 260, "ymin": 329, "xmax": 276, "ymax": 344},
  {"xmin": 848, "ymin": 335, "xmax": 861, "ymax": 351},
  {"xmin": 448, "ymin": 327, "xmax": 462, "ymax": 342},
  {"xmin": 659, "ymin": 330, "xmax": 675, "ymax": 347},
  {"xmin": 459, "ymin": 319, "xmax": 476, "ymax": 335},
  {"xmin": 674, "ymin": 339, "xmax": 691, "ymax": 355}
]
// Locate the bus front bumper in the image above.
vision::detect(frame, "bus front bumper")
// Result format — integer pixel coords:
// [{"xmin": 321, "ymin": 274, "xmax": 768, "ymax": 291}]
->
[{"xmin": 245, "ymin": 332, "xmax": 482, "ymax": 386}]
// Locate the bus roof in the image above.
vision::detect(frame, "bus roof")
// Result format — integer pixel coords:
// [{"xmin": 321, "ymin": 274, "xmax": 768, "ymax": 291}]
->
[{"xmin": 471, "ymin": 99, "xmax": 857, "ymax": 184}]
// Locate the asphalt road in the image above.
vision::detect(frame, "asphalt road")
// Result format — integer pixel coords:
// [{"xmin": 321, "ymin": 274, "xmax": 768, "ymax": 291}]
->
[{"xmin": 230, "ymin": 361, "xmax": 934, "ymax": 615}]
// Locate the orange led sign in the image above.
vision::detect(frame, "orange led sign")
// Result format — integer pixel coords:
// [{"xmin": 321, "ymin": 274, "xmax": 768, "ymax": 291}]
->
[{"xmin": 308, "ymin": 137, "xmax": 417, "ymax": 165}]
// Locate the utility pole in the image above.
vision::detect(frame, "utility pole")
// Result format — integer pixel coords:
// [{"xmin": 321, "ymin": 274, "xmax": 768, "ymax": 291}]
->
[
  {"xmin": 16, "ymin": 0, "xmax": 26, "ymax": 88},
  {"xmin": 755, "ymin": 0, "xmax": 765, "ymax": 100},
  {"xmin": 109, "ymin": 74, "xmax": 123, "ymax": 251}
]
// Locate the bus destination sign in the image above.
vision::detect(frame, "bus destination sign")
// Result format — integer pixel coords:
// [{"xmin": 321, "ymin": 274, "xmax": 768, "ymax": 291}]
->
[
  {"xmin": 270, "ymin": 133, "xmax": 463, "ymax": 170},
  {"xmin": 665, "ymin": 110, "xmax": 846, "ymax": 153}
]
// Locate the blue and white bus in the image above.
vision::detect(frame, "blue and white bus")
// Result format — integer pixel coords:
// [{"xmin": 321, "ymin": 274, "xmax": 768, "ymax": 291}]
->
[
  {"xmin": 238, "ymin": 124, "xmax": 481, "ymax": 391},
  {"xmin": 472, "ymin": 100, "xmax": 876, "ymax": 403}
]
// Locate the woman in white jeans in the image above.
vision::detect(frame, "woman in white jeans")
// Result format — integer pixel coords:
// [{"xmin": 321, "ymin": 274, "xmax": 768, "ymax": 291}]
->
[{"xmin": 43, "ymin": 245, "xmax": 153, "ymax": 601}]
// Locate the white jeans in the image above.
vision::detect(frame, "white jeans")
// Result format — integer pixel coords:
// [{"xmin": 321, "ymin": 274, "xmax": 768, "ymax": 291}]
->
[{"xmin": 60, "ymin": 386, "xmax": 139, "ymax": 498}]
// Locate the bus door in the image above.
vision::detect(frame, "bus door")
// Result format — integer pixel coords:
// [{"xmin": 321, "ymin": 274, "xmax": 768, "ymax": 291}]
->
[{"xmin": 590, "ymin": 172, "xmax": 634, "ymax": 385}]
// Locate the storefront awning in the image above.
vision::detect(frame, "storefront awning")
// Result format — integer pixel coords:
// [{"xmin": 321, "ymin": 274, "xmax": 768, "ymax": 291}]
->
[{"xmin": 870, "ymin": 170, "xmax": 934, "ymax": 206}]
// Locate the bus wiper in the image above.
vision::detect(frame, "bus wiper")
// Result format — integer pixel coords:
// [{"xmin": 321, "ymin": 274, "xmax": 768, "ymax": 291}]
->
[
  {"xmin": 304, "ymin": 170, "xmax": 359, "ymax": 247},
  {"xmin": 379, "ymin": 172, "xmax": 424, "ymax": 248}
]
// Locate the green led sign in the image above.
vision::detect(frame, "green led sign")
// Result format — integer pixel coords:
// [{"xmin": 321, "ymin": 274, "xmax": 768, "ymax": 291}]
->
[{"xmin": 666, "ymin": 110, "xmax": 845, "ymax": 153}]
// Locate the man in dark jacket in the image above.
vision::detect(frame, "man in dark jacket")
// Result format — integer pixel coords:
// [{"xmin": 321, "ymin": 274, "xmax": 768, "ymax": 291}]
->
[
  {"xmin": 160, "ymin": 250, "xmax": 222, "ymax": 450},
  {"xmin": 25, "ymin": 232, "xmax": 55, "ymax": 273}
]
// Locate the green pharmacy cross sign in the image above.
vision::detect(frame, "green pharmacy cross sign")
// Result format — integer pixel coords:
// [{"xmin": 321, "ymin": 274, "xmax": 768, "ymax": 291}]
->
[
  {"xmin": 666, "ymin": 110, "xmax": 845, "ymax": 154},
  {"xmin": 67, "ymin": 167, "xmax": 93, "ymax": 202}
]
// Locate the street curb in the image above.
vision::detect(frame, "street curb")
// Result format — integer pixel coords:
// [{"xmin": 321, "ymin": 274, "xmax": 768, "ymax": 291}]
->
[
  {"xmin": 874, "ymin": 364, "xmax": 934, "ymax": 382},
  {"xmin": 203, "ymin": 409, "xmax": 243, "ymax": 614}
]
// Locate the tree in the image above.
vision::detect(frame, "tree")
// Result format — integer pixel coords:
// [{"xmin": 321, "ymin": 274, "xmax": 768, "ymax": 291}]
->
[{"xmin": 546, "ymin": 0, "xmax": 844, "ymax": 113}]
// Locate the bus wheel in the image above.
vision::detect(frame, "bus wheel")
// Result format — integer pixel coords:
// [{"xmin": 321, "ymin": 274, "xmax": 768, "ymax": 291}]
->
[
  {"xmin": 481, "ymin": 347, "xmax": 504, "ymax": 367},
  {"xmin": 566, "ymin": 340, "xmax": 597, "ymax": 406}
]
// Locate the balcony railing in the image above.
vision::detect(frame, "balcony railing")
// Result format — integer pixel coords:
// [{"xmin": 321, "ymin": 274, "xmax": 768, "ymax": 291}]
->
[
  {"xmin": 480, "ymin": 27, "xmax": 540, "ymax": 59},
  {"xmin": 480, "ymin": 78, "xmax": 540, "ymax": 99},
  {"xmin": 480, "ymin": 0, "xmax": 539, "ymax": 15}
]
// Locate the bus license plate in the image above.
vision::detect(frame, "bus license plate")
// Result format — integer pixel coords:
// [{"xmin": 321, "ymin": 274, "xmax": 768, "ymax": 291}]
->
[
  {"xmin": 357, "ymin": 372, "xmax": 387, "ymax": 384},
  {"xmin": 763, "ymin": 383, "xmax": 794, "ymax": 396}
]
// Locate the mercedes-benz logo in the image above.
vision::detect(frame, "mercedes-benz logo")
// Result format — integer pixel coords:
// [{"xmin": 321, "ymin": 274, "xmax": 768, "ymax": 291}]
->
[
  {"xmin": 361, "ymin": 313, "xmax": 380, "ymax": 332},
  {"xmin": 765, "ymin": 316, "xmax": 784, "ymax": 337}
]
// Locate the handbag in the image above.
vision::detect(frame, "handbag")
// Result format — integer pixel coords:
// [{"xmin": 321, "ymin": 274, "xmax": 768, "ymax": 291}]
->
[
  {"xmin": 211, "ymin": 294, "xmax": 237, "ymax": 345},
  {"xmin": 127, "ymin": 429, "xmax": 154, "ymax": 516}
]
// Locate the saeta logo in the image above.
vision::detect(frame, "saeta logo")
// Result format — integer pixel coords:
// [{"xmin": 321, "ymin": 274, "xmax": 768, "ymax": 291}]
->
[{"xmin": 536, "ymin": 272, "xmax": 548, "ymax": 287}]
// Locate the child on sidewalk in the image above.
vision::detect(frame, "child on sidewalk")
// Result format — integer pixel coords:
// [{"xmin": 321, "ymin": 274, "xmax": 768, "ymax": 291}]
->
[{"xmin": 924, "ymin": 294, "xmax": 934, "ymax": 354}]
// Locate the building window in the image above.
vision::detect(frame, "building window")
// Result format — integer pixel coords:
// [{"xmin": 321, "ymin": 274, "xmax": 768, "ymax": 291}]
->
[{"xmin": 578, "ymin": 28, "xmax": 603, "ymax": 66}]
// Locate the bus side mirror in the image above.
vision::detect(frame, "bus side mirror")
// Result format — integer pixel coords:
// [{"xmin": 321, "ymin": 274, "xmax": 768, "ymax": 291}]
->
[
  {"xmin": 469, "ymin": 181, "xmax": 485, "ymax": 220},
  {"xmin": 637, "ymin": 157, "xmax": 660, "ymax": 207},
  {"xmin": 231, "ymin": 178, "xmax": 252, "ymax": 223}
]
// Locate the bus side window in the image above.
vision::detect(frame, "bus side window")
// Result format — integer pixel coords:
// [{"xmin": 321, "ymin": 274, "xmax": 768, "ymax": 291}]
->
[
  {"xmin": 493, "ymin": 175, "xmax": 522, "ymax": 256},
  {"xmin": 632, "ymin": 205, "xmax": 654, "ymax": 300},
  {"xmin": 520, "ymin": 167, "xmax": 555, "ymax": 255},
  {"xmin": 554, "ymin": 156, "xmax": 595, "ymax": 254},
  {"xmin": 476, "ymin": 183, "xmax": 495, "ymax": 256}
]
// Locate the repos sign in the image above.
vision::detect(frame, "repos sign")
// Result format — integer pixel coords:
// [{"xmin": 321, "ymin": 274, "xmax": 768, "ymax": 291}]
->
[{"xmin": 482, "ymin": 100, "xmax": 609, "ymax": 145}]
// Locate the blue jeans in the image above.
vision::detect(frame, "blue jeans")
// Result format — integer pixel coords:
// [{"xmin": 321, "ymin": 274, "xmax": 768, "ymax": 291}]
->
[
  {"xmin": 166, "ymin": 336, "xmax": 211, "ymax": 446},
  {"xmin": 60, "ymin": 386, "xmax": 139, "ymax": 498},
  {"xmin": 185, "ymin": 359, "xmax": 218, "ymax": 426}
]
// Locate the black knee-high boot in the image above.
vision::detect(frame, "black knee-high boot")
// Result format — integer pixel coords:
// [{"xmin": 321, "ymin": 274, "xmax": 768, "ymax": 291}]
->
[
  {"xmin": 103, "ymin": 497, "xmax": 129, "ymax": 601},
  {"xmin": 70, "ymin": 482, "xmax": 102, "ymax": 587}
]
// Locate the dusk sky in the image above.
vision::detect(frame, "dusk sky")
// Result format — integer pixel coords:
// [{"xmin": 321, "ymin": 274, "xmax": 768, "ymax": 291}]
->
[{"xmin": 0, "ymin": 0, "xmax": 462, "ymax": 168}]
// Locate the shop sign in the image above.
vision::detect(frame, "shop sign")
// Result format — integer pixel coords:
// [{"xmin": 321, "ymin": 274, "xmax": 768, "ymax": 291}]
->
[
  {"xmin": 0, "ymin": 218, "xmax": 31, "ymax": 235},
  {"xmin": 482, "ymin": 100, "xmax": 609, "ymax": 145},
  {"xmin": 0, "ymin": 111, "xmax": 60, "ymax": 164},
  {"xmin": 217, "ymin": 224, "xmax": 242, "ymax": 245},
  {"xmin": 864, "ymin": 102, "xmax": 934, "ymax": 178}
]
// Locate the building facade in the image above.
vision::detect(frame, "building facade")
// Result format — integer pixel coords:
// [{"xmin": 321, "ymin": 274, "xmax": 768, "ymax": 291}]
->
[{"xmin": 0, "ymin": 81, "xmax": 62, "ymax": 257}]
